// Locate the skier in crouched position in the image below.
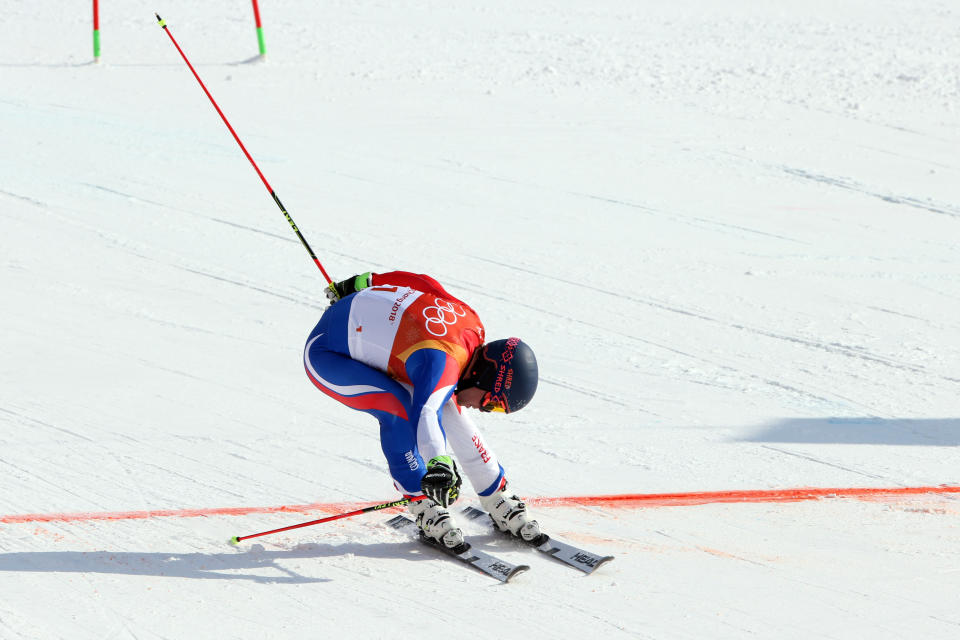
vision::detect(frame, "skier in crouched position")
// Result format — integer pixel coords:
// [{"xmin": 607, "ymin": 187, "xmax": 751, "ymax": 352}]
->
[{"xmin": 304, "ymin": 270, "xmax": 541, "ymax": 549}]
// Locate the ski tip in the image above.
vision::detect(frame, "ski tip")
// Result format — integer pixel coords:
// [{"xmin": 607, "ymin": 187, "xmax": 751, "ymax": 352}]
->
[
  {"xmin": 506, "ymin": 564, "xmax": 531, "ymax": 582},
  {"xmin": 583, "ymin": 555, "xmax": 616, "ymax": 575},
  {"xmin": 228, "ymin": 536, "xmax": 240, "ymax": 546}
]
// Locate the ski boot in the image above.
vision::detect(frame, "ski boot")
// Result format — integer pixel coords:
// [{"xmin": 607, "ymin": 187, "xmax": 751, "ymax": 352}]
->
[
  {"xmin": 408, "ymin": 498, "xmax": 465, "ymax": 549},
  {"xmin": 479, "ymin": 482, "xmax": 542, "ymax": 543}
]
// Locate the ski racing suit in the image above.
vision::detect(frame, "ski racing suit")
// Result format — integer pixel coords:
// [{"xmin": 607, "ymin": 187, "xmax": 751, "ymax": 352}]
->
[{"xmin": 303, "ymin": 271, "xmax": 506, "ymax": 498}]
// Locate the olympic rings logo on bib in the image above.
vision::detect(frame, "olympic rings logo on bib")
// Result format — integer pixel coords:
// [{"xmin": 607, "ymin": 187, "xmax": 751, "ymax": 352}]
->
[{"xmin": 422, "ymin": 299, "xmax": 467, "ymax": 337}]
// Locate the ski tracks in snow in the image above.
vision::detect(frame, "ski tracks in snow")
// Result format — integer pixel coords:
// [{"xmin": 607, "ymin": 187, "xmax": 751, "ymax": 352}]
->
[
  {"xmin": 465, "ymin": 256, "xmax": 954, "ymax": 417},
  {"xmin": 780, "ymin": 166, "xmax": 960, "ymax": 220}
]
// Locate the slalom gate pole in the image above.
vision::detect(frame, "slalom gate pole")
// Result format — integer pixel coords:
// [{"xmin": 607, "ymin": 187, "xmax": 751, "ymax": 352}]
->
[
  {"xmin": 93, "ymin": 0, "xmax": 101, "ymax": 62},
  {"xmin": 251, "ymin": 0, "xmax": 267, "ymax": 57},
  {"xmin": 229, "ymin": 496, "xmax": 426, "ymax": 544},
  {"xmin": 155, "ymin": 14, "xmax": 333, "ymax": 285}
]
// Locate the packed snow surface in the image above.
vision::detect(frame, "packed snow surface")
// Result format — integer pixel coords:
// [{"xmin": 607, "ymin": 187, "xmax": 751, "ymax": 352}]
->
[{"xmin": 1, "ymin": 1, "xmax": 959, "ymax": 638}]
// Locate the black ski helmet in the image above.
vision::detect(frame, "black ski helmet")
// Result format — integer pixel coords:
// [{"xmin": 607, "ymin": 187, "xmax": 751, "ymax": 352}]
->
[{"xmin": 458, "ymin": 338, "xmax": 538, "ymax": 413}]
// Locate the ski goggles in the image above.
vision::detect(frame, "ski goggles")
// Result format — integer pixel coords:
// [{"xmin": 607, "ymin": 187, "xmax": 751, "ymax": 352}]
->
[{"xmin": 480, "ymin": 391, "xmax": 508, "ymax": 413}]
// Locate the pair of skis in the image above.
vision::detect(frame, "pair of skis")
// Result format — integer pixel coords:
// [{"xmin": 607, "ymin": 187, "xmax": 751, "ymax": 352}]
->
[{"xmin": 386, "ymin": 505, "xmax": 614, "ymax": 583}]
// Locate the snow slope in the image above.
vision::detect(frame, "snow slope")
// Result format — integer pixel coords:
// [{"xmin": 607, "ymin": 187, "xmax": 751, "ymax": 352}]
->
[{"xmin": 1, "ymin": 1, "xmax": 959, "ymax": 637}]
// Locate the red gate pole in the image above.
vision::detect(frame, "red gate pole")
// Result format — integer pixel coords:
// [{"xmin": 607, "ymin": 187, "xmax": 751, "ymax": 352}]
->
[
  {"xmin": 93, "ymin": 0, "xmax": 101, "ymax": 62},
  {"xmin": 252, "ymin": 0, "xmax": 267, "ymax": 57}
]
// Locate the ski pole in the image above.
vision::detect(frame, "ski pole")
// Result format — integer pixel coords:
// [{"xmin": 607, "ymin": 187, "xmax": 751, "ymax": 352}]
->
[
  {"xmin": 155, "ymin": 13, "xmax": 333, "ymax": 285},
  {"xmin": 229, "ymin": 496, "xmax": 426, "ymax": 544}
]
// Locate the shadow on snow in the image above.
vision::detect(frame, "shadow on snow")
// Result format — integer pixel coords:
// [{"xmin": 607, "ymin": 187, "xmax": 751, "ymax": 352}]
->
[
  {"xmin": 741, "ymin": 417, "xmax": 960, "ymax": 446},
  {"xmin": 0, "ymin": 540, "xmax": 441, "ymax": 584}
]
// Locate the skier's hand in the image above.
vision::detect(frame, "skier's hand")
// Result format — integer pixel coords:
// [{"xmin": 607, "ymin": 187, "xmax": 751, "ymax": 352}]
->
[
  {"xmin": 326, "ymin": 272, "xmax": 373, "ymax": 305},
  {"xmin": 420, "ymin": 455, "xmax": 462, "ymax": 507}
]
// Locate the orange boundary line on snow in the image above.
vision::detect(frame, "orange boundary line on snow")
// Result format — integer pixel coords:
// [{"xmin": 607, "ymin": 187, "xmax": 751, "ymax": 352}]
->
[
  {"xmin": 529, "ymin": 485, "xmax": 960, "ymax": 508},
  {"xmin": 2, "ymin": 486, "xmax": 958, "ymax": 524}
]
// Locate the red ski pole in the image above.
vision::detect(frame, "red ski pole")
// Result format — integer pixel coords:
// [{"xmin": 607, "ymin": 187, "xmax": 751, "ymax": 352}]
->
[
  {"xmin": 229, "ymin": 496, "xmax": 426, "ymax": 544},
  {"xmin": 155, "ymin": 13, "xmax": 333, "ymax": 285}
]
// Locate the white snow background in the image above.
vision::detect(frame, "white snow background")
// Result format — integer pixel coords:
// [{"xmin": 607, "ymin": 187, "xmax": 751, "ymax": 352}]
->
[{"xmin": 1, "ymin": 1, "xmax": 959, "ymax": 638}]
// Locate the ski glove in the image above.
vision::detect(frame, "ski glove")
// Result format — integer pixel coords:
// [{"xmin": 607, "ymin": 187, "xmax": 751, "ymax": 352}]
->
[
  {"xmin": 420, "ymin": 455, "xmax": 462, "ymax": 507},
  {"xmin": 326, "ymin": 272, "xmax": 373, "ymax": 305}
]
